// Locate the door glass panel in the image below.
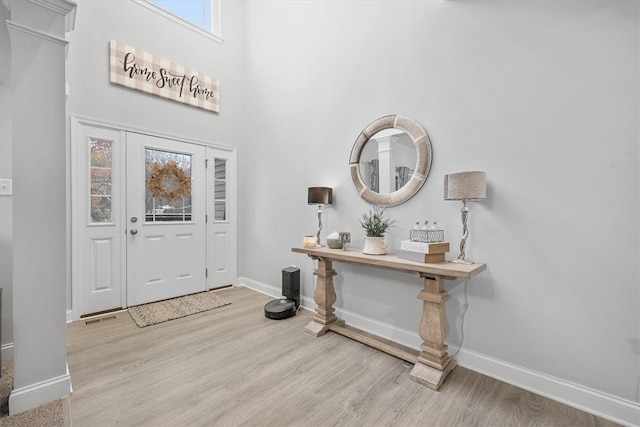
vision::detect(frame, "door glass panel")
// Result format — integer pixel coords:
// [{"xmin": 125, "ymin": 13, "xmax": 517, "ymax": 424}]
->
[
  {"xmin": 213, "ymin": 158, "xmax": 226, "ymax": 221},
  {"xmin": 90, "ymin": 138, "xmax": 113, "ymax": 223},
  {"xmin": 145, "ymin": 148, "xmax": 193, "ymax": 222}
]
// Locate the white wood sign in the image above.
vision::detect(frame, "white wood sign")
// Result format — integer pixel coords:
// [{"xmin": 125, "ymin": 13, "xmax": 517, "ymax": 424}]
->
[{"xmin": 109, "ymin": 40, "xmax": 219, "ymax": 113}]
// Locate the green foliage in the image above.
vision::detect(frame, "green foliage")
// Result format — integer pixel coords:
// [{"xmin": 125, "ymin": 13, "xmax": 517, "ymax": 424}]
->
[{"xmin": 360, "ymin": 206, "xmax": 395, "ymax": 237}]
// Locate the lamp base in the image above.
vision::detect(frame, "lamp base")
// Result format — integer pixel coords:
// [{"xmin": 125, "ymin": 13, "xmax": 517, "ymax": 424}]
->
[{"xmin": 451, "ymin": 258, "xmax": 475, "ymax": 265}]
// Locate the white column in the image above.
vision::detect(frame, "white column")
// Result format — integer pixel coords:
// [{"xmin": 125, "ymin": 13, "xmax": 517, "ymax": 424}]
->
[
  {"xmin": 377, "ymin": 137, "xmax": 396, "ymax": 194},
  {"xmin": 0, "ymin": 2, "xmax": 14, "ymax": 365},
  {"xmin": 6, "ymin": 0, "xmax": 76, "ymax": 415}
]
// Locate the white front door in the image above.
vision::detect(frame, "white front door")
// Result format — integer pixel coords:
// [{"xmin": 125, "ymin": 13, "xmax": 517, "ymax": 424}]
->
[
  {"xmin": 125, "ymin": 132, "xmax": 207, "ymax": 306},
  {"xmin": 73, "ymin": 120, "xmax": 236, "ymax": 318}
]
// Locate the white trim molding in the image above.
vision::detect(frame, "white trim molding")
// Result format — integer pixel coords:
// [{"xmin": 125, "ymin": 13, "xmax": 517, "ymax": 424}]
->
[
  {"xmin": 71, "ymin": 115, "xmax": 235, "ymax": 152},
  {"xmin": 238, "ymin": 276, "xmax": 640, "ymax": 426},
  {"xmin": 5, "ymin": 20, "xmax": 69, "ymax": 46},
  {"xmin": 8, "ymin": 364, "xmax": 71, "ymax": 415},
  {"xmin": 1, "ymin": 342, "xmax": 13, "ymax": 362},
  {"xmin": 28, "ymin": 0, "xmax": 76, "ymax": 16},
  {"xmin": 28, "ymin": 0, "xmax": 77, "ymax": 30},
  {"xmin": 6, "ymin": 0, "xmax": 76, "ymax": 33},
  {"xmin": 5, "ymin": 19, "xmax": 72, "ymax": 59}
]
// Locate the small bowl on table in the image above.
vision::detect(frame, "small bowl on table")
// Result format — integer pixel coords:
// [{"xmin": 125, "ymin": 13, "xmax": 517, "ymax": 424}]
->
[{"xmin": 326, "ymin": 238, "xmax": 343, "ymax": 249}]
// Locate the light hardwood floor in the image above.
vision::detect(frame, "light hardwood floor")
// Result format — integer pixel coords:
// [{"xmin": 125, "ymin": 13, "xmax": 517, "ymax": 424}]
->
[{"xmin": 67, "ymin": 287, "xmax": 617, "ymax": 427}]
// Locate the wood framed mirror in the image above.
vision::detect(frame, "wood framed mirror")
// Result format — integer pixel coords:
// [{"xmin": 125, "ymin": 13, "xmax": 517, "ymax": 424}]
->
[{"xmin": 349, "ymin": 115, "xmax": 432, "ymax": 206}]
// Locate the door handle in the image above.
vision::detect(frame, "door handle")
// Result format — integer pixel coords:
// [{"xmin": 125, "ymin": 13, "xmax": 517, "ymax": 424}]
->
[{"xmin": 130, "ymin": 228, "xmax": 138, "ymax": 235}]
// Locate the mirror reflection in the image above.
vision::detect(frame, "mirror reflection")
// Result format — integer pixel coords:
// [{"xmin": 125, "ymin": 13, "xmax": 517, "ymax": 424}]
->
[
  {"xmin": 358, "ymin": 129, "xmax": 417, "ymax": 194},
  {"xmin": 349, "ymin": 115, "xmax": 432, "ymax": 207}
]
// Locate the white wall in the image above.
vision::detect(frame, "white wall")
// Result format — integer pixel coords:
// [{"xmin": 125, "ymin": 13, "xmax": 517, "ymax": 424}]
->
[
  {"xmin": 67, "ymin": 0, "xmax": 244, "ymax": 145},
  {"xmin": 239, "ymin": 0, "xmax": 639, "ymax": 420}
]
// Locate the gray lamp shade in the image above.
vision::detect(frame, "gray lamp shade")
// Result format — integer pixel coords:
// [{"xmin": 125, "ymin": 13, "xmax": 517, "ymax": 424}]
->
[
  {"xmin": 444, "ymin": 171, "xmax": 486, "ymax": 201},
  {"xmin": 308, "ymin": 187, "xmax": 333, "ymax": 205}
]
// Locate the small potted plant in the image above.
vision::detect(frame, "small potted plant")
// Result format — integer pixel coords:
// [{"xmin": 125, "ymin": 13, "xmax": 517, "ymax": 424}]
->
[{"xmin": 360, "ymin": 205, "xmax": 395, "ymax": 255}]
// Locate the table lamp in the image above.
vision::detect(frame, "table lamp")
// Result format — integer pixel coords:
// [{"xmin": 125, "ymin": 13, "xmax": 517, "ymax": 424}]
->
[
  {"xmin": 444, "ymin": 171, "xmax": 486, "ymax": 264},
  {"xmin": 308, "ymin": 187, "xmax": 333, "ymax": 247}
]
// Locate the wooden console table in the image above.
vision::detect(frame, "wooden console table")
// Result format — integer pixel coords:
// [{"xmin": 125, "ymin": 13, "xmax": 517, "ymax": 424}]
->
[{"xmin": 292, "ymin": 246, "xmax": 486, "ymax": 390}]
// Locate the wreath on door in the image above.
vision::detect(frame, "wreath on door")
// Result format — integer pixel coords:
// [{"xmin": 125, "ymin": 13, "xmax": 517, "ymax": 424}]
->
[{"xmin": 146, "ymin": 161, "xmax": 191, "ymax": 202}]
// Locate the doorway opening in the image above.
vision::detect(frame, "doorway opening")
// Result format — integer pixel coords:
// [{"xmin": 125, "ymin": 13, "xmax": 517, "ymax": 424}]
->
[{"xmin": 71, "ymin": 118, "xmax": 236, "ymax": 320}]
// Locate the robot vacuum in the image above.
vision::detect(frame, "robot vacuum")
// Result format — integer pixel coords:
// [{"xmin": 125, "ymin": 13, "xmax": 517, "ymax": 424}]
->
[
  {"xmin": 264, "ymin": 266, "xmax": 300, "ymax": 320},
  {"xmin": 264, "ymin": 298, "xmax": 297, "ymax": 320}
]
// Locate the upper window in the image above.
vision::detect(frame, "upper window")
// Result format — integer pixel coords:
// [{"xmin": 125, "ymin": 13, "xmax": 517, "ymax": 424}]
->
[
  {"xmin": 136, "ymin": 0, "xmax": 222, "ymax": 43},
  {"xmin": 151, "ymin": 1, "xmax": 212, "ymax": 30}
]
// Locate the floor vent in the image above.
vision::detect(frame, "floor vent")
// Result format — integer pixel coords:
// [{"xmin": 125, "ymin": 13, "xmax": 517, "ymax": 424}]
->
[{"xmin": 84, "ymin": 315, "xmax": 117, "ymax": 326}]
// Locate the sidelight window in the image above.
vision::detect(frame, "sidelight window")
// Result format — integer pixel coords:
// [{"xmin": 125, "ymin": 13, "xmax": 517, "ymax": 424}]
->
[
  {"xmin": 213, "ymin": 158, "xmax": 227, "ymax": 221},
  {"xmin": 90, "ymin": 138, "xmax": 113, "ymax": 223}
]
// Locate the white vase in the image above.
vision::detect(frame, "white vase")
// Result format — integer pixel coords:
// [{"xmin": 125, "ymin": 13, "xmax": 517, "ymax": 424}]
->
[{"xmin": 362, "ymin": 236, "xmax": 388, "ymax": 255}]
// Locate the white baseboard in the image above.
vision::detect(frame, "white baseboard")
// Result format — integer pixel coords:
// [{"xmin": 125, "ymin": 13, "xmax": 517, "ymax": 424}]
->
[
  {"xmin": 237, "ymin": 276, "xmax": 640, "ymax": 426},
  {"xmin": 235, "ymin": 277, "xmax": 282, "ymax": 298},
  {"xmin": 454, "ymin": 349, "xmax": 640, "ymax": 426},
  {"xmin": 9, "ymin": 363, "xmax": 72, "ymax": 415},
  {"xmin": 1, "ymin": 342, "xmax": 13, "ymax": 362}
]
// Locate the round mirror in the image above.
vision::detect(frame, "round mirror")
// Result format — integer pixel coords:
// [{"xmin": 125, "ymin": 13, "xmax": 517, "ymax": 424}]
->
[{"xmin": 350, "ymin": 115, "xmax": 432, "ymax": 206}]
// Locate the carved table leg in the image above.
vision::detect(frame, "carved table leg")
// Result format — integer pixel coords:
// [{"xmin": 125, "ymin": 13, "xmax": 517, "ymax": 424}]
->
[
  {"xmin": 409, "ymin": 275, "xmax": 456, "ymax": 390},
  {"xmin": 305, "ymin": 258, "xmax": 341, "ymax": 336}
]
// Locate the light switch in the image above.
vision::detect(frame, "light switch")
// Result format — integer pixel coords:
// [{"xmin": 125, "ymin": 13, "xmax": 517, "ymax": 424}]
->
[{"xmin": 0, "ymin": 179, "xmax": 12, "ymax": 196}]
